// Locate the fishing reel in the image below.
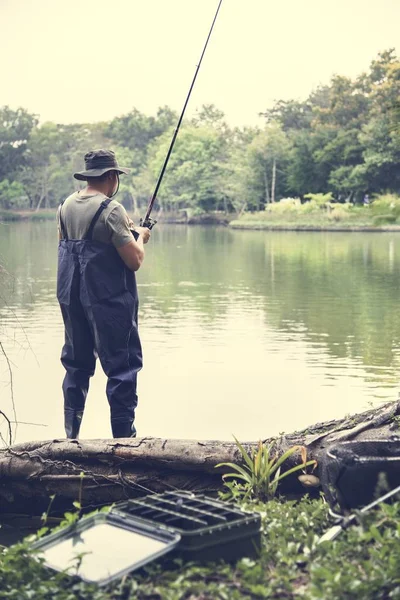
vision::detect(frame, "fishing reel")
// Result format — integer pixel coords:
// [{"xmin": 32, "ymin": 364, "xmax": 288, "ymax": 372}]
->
[
  {"xmin": 139, "ymin": 217, "xmax": 157, "ymax": 230},
  {"xmin": 130, "ymin": 217, "xmax": 157, "ymax": 241}
]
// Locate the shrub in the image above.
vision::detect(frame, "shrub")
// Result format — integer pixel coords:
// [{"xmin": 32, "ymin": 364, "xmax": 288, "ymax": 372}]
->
[
  {"xmin": 371, "ymin": 193, "xmax": 400, "ymax": 224},
  {"xmin": 303, "ymin": 192, "xmax": 334, "ymax": 208},
  {"xmin": 0, "ymin": 180, "xmax": 28, "ymax": 210},
  {"xmin": 328, "ymin": 204, "xmax": 352, "ymax": 221},
  {"xmin": 216, "ymin": 437, "xmax": 316, "ymax": 502},
  {"xmin": 265, "ymin": 198, "xmax": 301, "ymax": 214}
]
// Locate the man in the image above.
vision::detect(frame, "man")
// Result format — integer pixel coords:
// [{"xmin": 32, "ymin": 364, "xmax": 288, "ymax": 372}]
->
[{"xmin": 57, "ymin": 149, "xmax": 150, "ymax": 439}]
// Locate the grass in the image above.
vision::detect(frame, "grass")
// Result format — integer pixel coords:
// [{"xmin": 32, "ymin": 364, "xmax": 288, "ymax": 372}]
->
[
  {"xmin": 0, "ymin": 209, "xmax": 56, "ymax": 222},
  {"xmin": 230, "ymin": 196, "xmax": 400, "ymax": 232},
  {"xmin": 230, "ymin": 209, "xmax": 381, "ymax": 231},
  {"xmin": 2, "ymin": 496, "xmax": 400, "ymax": 599}
]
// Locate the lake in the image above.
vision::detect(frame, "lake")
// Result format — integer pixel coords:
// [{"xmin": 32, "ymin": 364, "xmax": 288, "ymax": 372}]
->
[{"xmin": 1, "ymin": 221, "xmax": 400, "ymax": 444}]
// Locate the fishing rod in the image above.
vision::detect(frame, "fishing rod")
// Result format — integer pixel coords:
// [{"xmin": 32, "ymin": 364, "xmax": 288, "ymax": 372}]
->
[
  {"xmin": 140, "ymin": 0, "xmax": 223, "ymax": 230},
  {"xmin": 317, "ymin": 482, "xmax": 400, "ymax": 545}
]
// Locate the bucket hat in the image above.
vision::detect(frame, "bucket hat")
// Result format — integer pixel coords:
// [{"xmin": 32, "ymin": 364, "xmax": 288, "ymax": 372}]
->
[{"xmin": 74, "ymin": 149, "xmax": 130, "ymax": 181}]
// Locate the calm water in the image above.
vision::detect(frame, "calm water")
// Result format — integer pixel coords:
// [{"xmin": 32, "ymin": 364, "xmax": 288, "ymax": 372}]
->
[{"xmin": 1, "ymin": 221, "xmax": 400, "ymax": 444}]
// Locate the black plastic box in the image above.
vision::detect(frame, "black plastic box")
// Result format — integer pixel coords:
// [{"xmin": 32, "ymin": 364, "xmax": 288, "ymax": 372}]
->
[
  {"xmin": 116, "ymin": 491, "xmax": 262, "ymax": 562},
  {"xmin": 32, "ymin": 491, "xmax": 262, "ymax": 585},
  {"xmin": 320, "ymin": 440, "xmax": 400, "ymax": 513}
]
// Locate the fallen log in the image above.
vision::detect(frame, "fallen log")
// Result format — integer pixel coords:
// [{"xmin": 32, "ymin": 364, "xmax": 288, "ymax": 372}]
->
[{"xmin": 0, "ymin": 401, "xmax": 399, "ymax": 515}]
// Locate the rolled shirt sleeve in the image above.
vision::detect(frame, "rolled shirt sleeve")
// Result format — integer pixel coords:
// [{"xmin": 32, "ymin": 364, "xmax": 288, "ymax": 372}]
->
[{"xmin": 106, "ymin": 204, "xmax": 135, "ymax": 248}]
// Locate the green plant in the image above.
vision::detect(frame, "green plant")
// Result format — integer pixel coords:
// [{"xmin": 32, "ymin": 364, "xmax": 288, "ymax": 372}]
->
[
  {"xmin": 303, "ymin": 192, "xmax": 334, "ymax": 208},
  {"xmin": 371, "ymin": 193, "xmax": 400, "ymax": 224},
  {"xmin": 265, "ymin": 197, "xmax": 301, "ymax": 213},
  {"xmin": 216, "ymin": 437, "xmax": 316, "ymax": 502}
]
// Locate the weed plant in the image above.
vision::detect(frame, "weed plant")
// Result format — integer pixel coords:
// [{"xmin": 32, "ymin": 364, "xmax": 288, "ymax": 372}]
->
[{"xmin": 217, "ymin": 438, "xmax": 316, "ymax": 502}]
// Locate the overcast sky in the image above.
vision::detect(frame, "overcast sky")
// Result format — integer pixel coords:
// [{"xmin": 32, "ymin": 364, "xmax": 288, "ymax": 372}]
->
[{"xmin": 1, "ymin": 0, "xmax": 399, "ymax": 127}]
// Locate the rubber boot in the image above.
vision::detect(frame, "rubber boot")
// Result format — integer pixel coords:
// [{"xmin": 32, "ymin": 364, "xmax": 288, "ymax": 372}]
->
[
  {"xmin": 112, "ymin": 420, "xmax": 137, "ymax": 439},
  {"xmin": 65, "ymin": 410, "xmax": 84, "ymax": 439}
]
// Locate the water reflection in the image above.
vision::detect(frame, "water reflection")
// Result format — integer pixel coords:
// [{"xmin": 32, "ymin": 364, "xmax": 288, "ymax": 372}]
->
[{"xmin": 0, "ymin": 221, "xmax": 400, "ymax": 443}]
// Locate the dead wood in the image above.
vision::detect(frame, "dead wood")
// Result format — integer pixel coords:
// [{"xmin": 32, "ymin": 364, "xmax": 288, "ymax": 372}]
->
[{"xmin": 0, "ymin": 401, "xmax": 399, "ymax": 515}]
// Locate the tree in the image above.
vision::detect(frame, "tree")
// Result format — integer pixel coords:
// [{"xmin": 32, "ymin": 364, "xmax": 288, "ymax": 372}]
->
[
  {"xmin": 263, "ymin": 49, "xmax": 400, "ymax": 200},
  {"xmin": 107, "ymin": 106, "xmax": 177, "ymax": 175},
  {"xmin": 20, "ymin": 121, "xmax": 111, "ymax": 209},
  {"xmin": 246, "ymin": 125, "xmax": 291, "ymax": 206},
  {"xmin": 0, "ymin": 180, "xmax": 27, "ymax": 210},
  {"xmin": 147, "ymin": 124, "xmax": 229, "ymax": 213},
  {"xmin": 357, "ymin": 52, "xmax": 400, "ymax": 194},
  {"xmin": 261, "ymin": 99, "xmax": 313, "ymax": 131},
  {"xmin": 0, "ymin": 106, "xmax": 38, "ymax": 182}
]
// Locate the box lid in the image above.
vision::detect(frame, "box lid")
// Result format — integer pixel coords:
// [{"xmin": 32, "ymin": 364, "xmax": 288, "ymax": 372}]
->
[{"xmin": 32, "ymin": 512, "xmax": 181, "ymax": 586}]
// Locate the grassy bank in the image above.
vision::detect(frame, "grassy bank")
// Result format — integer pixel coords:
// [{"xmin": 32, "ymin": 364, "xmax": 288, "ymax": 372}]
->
[
  {"xmin": 231, "ymin": 195, "xmax": 400, "ymax": 232},
  {"xmin": 2, "ymin": 496, "xmax": 400, "ymax": 599},
  {"xmin": 230, "ymin": 208, "xmax": 398, "ymax": 232},
  {"xmin": 0, "ymin": 209, "xmax": 56, "ymax": 222},
  {"xmin": 0, "ymin": 208, "xmax": 229, "ymax": 226},
  {"xmin": 4, "ymin": 194, "xmax": 400, "ymax": 233},
  {"xmin": 129, "ymin": 210, "xmax": 231, "ymax": 226}
]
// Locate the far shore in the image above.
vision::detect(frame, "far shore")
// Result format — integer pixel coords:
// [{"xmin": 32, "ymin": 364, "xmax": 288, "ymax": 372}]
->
[
  {"xmin": 2, "ymin": 207, "xmax": 400, "ymax": 232},
  {"xmin": 229, "ymin": 221, "xmax": 400, "ymax": 232}
]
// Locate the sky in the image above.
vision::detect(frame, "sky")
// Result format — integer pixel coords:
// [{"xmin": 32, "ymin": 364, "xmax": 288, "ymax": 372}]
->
[{"xmin": 1, "ymin": 0, "xmax": 399, "ymax": 128}]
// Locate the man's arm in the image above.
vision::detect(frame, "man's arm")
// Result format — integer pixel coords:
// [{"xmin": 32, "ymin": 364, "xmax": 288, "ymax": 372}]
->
[
  {"xmin": 56, "ymin": 205, "xmax": 62, "ymax": 240},
  {"xmin": 107, "ymin": 204, "xmax": 151, "ymax": 272},
  {"xmin": 116, "ymin": 227, "xmax": 150, "ymax": 272}
]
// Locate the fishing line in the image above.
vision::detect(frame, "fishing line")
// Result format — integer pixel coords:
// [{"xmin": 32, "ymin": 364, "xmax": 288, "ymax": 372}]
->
[{"xmin": 141, "ymin": 0, "xmax": 224, "ymax": 227}]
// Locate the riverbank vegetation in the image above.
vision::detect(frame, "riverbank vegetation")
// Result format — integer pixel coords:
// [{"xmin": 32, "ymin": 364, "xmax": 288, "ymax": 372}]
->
[
  {"xmin": 0, "ymin": 50, "xmax": 399, "ymax": 221},
  {"xmin": 231, "ymin": 193, "xmax": 400, "ymax": 230},
  {"xmin": 2, "ymin": 496, "xmax": 400, "ymax": 599},
  {"xmin": 1, "ymin": 406, "xmax": 399, "ymax": 598}
]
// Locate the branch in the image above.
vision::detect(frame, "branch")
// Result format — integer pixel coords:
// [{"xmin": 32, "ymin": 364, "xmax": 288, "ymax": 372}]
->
[
  {"xmin": 0, "ymin": 342, "xmax": 17, "ymax": 443},
  {"xmin": 0, "ymin": 410, "xmax": 12, "ymax": 446}
]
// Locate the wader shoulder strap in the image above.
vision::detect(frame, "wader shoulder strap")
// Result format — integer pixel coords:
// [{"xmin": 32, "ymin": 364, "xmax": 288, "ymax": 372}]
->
[
  {"xmin": 58, "ymin": 200, "xmax": 68, "ymax": 241},
  {"xmin": 84, "ymin": 198, "xmax": 113, "ymax": 241}
]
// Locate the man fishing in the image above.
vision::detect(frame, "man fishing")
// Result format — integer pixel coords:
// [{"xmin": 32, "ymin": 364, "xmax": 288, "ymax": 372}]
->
[
  {"xmin": 55, "ymin": 0, "xmax": 222, "ymax": 440},
  {"xmin": 57, "ymin": 149, "xmax": 150, "ymax": 439}
]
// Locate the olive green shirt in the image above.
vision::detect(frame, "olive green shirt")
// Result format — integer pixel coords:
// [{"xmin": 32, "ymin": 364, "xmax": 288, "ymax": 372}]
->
[{"xmin": 57, "ymin": 192, "xmax": 134, "ymax": 248}]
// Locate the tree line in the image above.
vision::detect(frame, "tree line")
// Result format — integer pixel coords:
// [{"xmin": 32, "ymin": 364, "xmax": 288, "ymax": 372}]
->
[{"xmin": 0, "ymin": 49, "xmax": 399, "ymax": 215}]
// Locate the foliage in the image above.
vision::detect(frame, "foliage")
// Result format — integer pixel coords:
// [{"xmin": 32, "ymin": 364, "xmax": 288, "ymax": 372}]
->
[
  {"xmin": 303, "ymin": 192, "xmax": 334, "ymax": 208},
  {"xmin": 3, "ymin": 497, "xmax": 400, "ymax": 598},
  {"xmin": 0, "ymin": 50, "xmax": 400, "ymax": 215},
  {"xmin": 0, "ymin": 179, "xmax": 27, "ymax": 209},
  {"xmin": 216, "ymin": 437, "xmax": 316, "ymax": 501},
  {"xmin": 0, "ymin": 106, "xmax": 38, "ymax": 182},
  {"xmin": 148, "ymin": 124, "xmax": 229, "ymax": 213},
  {"xmin": 371, "ymin": 193, "xmax": 400, "ymax": 224},
  {"xmin": 230, "ymin": 204, "xmax": 377, "ymax": 229}
]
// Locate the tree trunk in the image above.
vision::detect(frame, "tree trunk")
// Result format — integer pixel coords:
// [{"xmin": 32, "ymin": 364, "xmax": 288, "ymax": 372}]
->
[
  {"xmin": 238, "ymin": 201, "xmax": 247, "ymax": 218},
  {"xmin": 35, "ymin": 191, "xmax": 45, "ymax": 212},
  {"xmin": 132, "ymin": 193, "xmax": 138, "ymax": 216},
  {"xmin": 264, "ymin": 170, "xmax": 270, "ymax": 205},
  {"xmin": 0, "ymin": 401, "xmax": 398, "ymax": 515},
  {"xmin": 35, "ymin": 170, "xmax": 48, "ymax": 212},
  {"xmin": 271, "ymin": 158, "xmax": 276, "ymax": 203}
]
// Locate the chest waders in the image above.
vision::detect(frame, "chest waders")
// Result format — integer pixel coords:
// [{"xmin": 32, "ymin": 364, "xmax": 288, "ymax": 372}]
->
[{"xmin": 57, "ymin": 199, "xmax": 142, "ymax": 439}]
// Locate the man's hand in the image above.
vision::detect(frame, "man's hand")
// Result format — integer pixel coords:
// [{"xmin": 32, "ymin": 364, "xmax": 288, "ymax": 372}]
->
[{"xmin": 134, "ymin": 226, "xmax": 151, "ymax": 244}]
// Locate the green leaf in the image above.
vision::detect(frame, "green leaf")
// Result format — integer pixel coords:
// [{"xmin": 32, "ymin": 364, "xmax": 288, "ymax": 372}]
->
[
  {"xmin": 269, "ymin": 445, "xmax": 300, "ymax": 476},
  {"xmin": 232, "ymin": 435, "xmax": 255, "ymax": 470}
]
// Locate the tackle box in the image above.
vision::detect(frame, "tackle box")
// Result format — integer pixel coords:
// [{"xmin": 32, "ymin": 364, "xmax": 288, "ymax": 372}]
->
[
  {"xmin": 116, "ymin": 491, "xmax": 262, "ymax": 561},
  {"xmin": 32, "ymin": 491, "xmax": 262, "ymax": 585}
]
